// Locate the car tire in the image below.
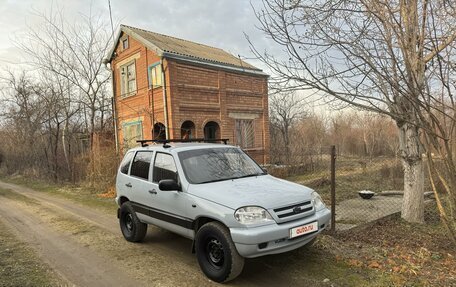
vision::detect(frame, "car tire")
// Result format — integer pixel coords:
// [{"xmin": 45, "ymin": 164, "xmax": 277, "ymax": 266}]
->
[
  {"xmin": 195, "ymin": 222, "xmax": 244, "ymax": 283},
  {"xmin": 119, "ymin": 202, "xmax": 147, "ymax": 242}
]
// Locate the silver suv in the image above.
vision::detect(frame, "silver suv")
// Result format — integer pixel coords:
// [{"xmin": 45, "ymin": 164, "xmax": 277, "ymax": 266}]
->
[{"xmin": 116, "ymin": 140, "xmax": 330, "ymax": 283}]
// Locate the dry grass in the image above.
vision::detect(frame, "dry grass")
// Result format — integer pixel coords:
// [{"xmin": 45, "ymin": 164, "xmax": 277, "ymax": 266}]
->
[
  {"xmin": 0, "ymin": 219, "xmax": 63, "ymax": 286},
  {"xmin": 284, "ymin": 156, "xmax": 405, "ymax": 202}
]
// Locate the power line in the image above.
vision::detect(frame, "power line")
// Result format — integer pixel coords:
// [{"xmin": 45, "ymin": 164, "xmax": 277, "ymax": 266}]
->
[{"xmin": 107, "ymin": 0, "xmax": 115, "ymax": 45}]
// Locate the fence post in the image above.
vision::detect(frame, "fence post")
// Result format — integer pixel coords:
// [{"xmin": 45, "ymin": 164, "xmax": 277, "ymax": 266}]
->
[{"xmin": 330, "ymin": 145, "xmax": 336, "ymax": 233}]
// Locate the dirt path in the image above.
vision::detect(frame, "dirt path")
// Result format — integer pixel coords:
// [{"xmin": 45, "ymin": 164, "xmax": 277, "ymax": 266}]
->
[
  {"xmin": 0, "ymin": 181, "xmax": 307, "ymax": 287},
  {"xmin": 0, "ymin": 196, "xmax": 143, "ymax": 287}
]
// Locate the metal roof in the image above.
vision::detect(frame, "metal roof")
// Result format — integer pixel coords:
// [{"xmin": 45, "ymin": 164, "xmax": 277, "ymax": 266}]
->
[{"xmin": 106, "ymin": 25, "xmax": 268, "ymax": 76}]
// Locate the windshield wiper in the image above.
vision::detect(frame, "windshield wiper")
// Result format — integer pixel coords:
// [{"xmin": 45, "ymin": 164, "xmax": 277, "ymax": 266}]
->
[
  {"xmin": 231, "ymin": 173, "xmax": 266, "ymax": 180},
  {"xmin": 198, "ymin": 172, "xmax": 266, "ymax": 184},
  {"xmin": 198, "ymin": 178, "xmax": 231, "ymax": 184}
]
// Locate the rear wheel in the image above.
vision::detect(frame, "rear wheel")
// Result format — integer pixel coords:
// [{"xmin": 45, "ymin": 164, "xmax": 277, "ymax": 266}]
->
[
  {"xmin": 195, "ymin": 222, "xmax": 244, "ymax": 283},
  {"xmin": 119, "ymin": 202, "xmax": 147, "ymax": 242}
]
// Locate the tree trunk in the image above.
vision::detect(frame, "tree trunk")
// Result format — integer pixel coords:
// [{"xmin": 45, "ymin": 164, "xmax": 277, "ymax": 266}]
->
[
  {"xmin": 398, "ymin": 122, "xmax": 425, "ymax": 223},
  {"xmin": 62, "ymin": 119, "xmax": 72, "ymax": 178}
]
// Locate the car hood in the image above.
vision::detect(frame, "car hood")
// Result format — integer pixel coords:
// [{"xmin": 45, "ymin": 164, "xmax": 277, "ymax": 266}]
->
[{"xmin": 187, "ymin": 175, "xmax": 314, "ymax": 210}]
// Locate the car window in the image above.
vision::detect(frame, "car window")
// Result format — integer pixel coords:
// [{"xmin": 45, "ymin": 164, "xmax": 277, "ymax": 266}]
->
[
  {"xmin": 130, "ymin": 151, "xmax": 153, "ymax": 180},
  {"xmin": 178, "ymin": 147, "xmax": 264, "ymax": 184},
  {"xmin": 120, "ymin": 152, "xmax": 134, "ymax": 174},
  {"xmin": 153, "ymin": 153, "xmax": 178, "ymax": 183}
]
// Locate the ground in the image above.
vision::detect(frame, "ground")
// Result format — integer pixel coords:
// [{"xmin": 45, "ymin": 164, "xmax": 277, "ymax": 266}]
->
[
  {"xmin": 0, "ymin": 176, "xmax": 454, "ymax": 286},
  {"xmin": 0, "ymin": 219, "xmax": 64, "ymax": 287}
]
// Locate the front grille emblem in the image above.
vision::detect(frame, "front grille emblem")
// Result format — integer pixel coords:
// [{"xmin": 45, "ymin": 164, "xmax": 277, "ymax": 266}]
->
[{"xmin": 293, "ymin": 206, "xmax": 301, "ymax": 213}]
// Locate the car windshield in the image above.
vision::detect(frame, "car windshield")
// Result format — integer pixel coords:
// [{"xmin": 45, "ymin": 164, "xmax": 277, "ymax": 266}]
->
[{"xmin": 178, "ymin": 147, "xmax": 265, "ymax": 184}]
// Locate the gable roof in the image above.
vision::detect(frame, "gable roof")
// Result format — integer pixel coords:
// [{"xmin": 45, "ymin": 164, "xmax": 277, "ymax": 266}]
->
[{"xmin": 106, "ymin": 25, "xmax": 267, "ymax": 76}]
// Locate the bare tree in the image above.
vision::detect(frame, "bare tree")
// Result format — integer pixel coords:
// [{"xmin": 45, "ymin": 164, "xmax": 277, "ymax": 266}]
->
[
  {"xmin": 422, "ymin": 43, "xmax": 456, "ymax": 243},
  {"xmin": 0, "ymin": 72, "xmax": 55, "ymax": 177},
  {"xmin": 17, "ymin": 9, "xmax": 112, "ymax": 141},
  {"xmin": 14, "ymin": 8, "xmax": 113, "ymax": 185},
  {"xmin": 250, "ymin": 0, "xmax": 456, "ymax": 223},
  {"xmin": 269, "ymin": 90, "xmax": 307, "ymax": 164}
]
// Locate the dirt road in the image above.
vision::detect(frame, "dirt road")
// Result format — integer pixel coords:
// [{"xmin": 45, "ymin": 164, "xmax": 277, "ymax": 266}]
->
[{"xmin": 0, "ymin": 181, "xmax": 319, "ymax": 287}]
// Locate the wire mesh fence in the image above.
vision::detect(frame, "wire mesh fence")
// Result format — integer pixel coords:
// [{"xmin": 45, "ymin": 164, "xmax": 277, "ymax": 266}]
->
[
  {"xmin": 332, "ymin": 154, "xmax": 405, "ymax": 230},
  {"xmin": 268, "ymin": 145, "xmax": 438, "ymax": 233}
]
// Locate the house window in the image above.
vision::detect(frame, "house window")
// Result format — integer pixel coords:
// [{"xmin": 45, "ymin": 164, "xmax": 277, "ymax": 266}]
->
[
  {"xmin": 181, "ymin": 121, "xmax": 195, "ymax": 139},
  {"xmin": 204, "ymin": 121, "xmax": 220, "ymax": 140},
  {"xmin": 120, "ymin": 61, "xmax": 136, "ymax": 97},
  {"xmin": 122, "ymin": 37, "xmax": 129, "ymax": 50},
  {"xmin": 123, "ymin": 120, "xmax": 143, "ymax": 149},
  {"xmin": 153, "ymin": 122, "xmax": 166, "ymax": 140},
  {"xmin": 235, "ymin": 119, "xmax": 254, "ymax": 148},
  {"xmin": 148, "ymin": 63, "xmax": 162, "ymax": 88}
]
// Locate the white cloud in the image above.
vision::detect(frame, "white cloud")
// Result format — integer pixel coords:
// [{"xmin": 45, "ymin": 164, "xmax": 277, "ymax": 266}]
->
[{"xmin": 0, "ymin": 0, "xmax": 279, "ymax": 73}]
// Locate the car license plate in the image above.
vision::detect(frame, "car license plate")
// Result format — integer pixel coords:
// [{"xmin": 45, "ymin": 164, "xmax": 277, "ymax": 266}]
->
[{"xmin": 289, "ymin": 222, "xmax": 318, "ymax": 238}]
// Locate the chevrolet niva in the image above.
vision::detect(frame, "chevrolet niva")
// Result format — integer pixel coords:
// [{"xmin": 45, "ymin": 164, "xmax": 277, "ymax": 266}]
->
[{"xmin": 116, "ymin": 139, "xmax": 330, "ymax": 283}]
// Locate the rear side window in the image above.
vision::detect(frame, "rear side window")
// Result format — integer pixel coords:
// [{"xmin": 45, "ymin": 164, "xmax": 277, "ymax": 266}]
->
[
  {"xmin": 153, "ymin": 153, "xmax": 178, "ymax": 183},
  {"xmin": 120, "ymin": 152, "xmax": 134, "ymax": 174},
  {"xmin": 130, "ymin": 151, "xmax": 153, "ymax": 180}
]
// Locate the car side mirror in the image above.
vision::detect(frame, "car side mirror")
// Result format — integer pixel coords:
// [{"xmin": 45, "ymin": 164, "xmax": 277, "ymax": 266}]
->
[
  {"xmin": 262, "ymin": 167, "xmax": 268, "ymax": 174},
  {"xmin": 159, "ymin": 179, "xmax": 181, "ymax": 191}
]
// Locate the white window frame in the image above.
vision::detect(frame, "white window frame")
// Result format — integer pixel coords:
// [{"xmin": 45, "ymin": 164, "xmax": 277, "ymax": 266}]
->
[
  {"xmin": 148, "ymin": 63, "xmax": 162, "ymax": 88},
  {"xmin": 120, "ymin": 60, "xmax": 137, "ymax": 97},
  {"xmin": 122, "ymin": 120, "xmax": 143, "ymax": 149},
  {"xmin": 235, "ymin": 119, "xmax": 255, "ymax": 149},
  {"xmin": 122, "ymin": 36, "xmax": 129, "ymax": 50}
]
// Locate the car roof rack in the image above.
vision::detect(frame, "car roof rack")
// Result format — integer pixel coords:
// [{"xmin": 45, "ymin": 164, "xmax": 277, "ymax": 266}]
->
[{"xmin": 137, "ymin": 138, "xmax": 229, "ymax": 148}]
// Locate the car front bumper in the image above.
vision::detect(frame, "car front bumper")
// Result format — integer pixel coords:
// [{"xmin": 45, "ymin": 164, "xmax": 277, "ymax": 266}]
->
[{"xmin": 230, "ymin": 208, "xmax": 331, "ymax": 258}]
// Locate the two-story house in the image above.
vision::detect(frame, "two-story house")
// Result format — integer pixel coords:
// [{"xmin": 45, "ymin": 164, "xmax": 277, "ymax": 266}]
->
[{"xmin": 105, "ymin": 25, "xmax": 270, "ymax": 164}]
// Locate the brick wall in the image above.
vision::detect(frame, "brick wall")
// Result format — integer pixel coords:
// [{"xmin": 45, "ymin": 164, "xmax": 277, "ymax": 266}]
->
[
  {"xmin": 113, "ymin": 33, "xmax": 165, "ymax": 145},
  {"xmin": 168, "ymin": 62, "xmax": 270, "ymax": 164}
]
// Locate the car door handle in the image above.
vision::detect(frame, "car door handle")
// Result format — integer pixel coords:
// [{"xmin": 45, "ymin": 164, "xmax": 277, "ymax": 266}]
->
[
  {"xmin": 148, "ymin": 189, "xmax": 157, "ymax": 195},
  {"xmin": 125, "ymin": 183, "xmax": 132, "ymax": 188}
]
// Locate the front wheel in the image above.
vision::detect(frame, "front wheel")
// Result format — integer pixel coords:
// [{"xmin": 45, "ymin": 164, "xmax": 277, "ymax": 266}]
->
[
  {"xmin": 119, "ymin": 202, "xmax": 147, "ymax": 242},
  {"xmin": 195, "ymin": 222, "xmax": 244, "ymax": 283}
]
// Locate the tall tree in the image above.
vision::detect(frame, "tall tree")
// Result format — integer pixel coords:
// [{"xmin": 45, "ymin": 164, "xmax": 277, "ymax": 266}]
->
[
  {"xmin": 17, "ymin": 9, "xmax": 112, "ymax": 139},
  {"xmin": 16, "ymin": 9, "xmax": 113, "ymax": 185},
  {"xmin": 250, "ymin": 0, "xmax": 456, "ymax": 223}
]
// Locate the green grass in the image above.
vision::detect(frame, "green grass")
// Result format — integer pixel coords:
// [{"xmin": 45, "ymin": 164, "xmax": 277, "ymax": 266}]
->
[{"xmin": 0, "ymin": 219, "xmax": 63, "ymax": 286}]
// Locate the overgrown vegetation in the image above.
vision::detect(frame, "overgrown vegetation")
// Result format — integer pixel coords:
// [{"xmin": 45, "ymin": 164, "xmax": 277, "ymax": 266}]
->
[
  {"xmin": 0, "ymin": 8, "xmax": 113, "ymax": 188},
  {"xmin": 269, "ymin": 111, "xmax": 399, "ymax": 167}
]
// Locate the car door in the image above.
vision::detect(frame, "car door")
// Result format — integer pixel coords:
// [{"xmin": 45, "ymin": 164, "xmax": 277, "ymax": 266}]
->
[
  {"xmin": 126, "ymin": 150, "xmax": 155, "ymax": 216},
  {"xmin": 146, "ymin": 152, "xmax": 193, "ymax": 238}
]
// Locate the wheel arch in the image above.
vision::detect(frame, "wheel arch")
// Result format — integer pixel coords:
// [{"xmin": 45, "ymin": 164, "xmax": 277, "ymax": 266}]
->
[
  {"xmin": 193, "ymin": 216, "xmax": 225, "ymax": 232},
  {"xmin": 192, "ymin": 216, "xmax": 227, "ymax": 253},
  {"xmin": 118, "ymin": 196, "xmax": 130, "ymax": 206}
]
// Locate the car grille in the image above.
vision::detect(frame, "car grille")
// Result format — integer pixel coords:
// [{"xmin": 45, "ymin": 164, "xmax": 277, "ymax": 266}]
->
[{"xmin": 272, "ymin": 201, "xmax": 314, "ymax": 223}]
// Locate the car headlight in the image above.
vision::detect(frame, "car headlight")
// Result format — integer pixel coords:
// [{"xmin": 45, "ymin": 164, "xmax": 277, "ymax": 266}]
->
[
  {"xmin": 312, "ymin": 191, "xmax": 326, "ymax": 211},
  {"xmin": 234, "ymin": 206, "xmax": 274, "ymax": 225}
]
